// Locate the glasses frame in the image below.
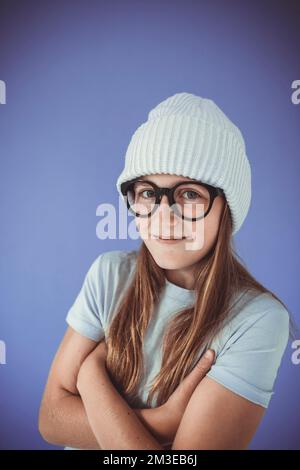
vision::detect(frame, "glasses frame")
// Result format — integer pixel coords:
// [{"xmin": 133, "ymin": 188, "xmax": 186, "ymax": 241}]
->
[{"xmin": 120, "ymin": 177, "xmax": 225, "ymax": 221}]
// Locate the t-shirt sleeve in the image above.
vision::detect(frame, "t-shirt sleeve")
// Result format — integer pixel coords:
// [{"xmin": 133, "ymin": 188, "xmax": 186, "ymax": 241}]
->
[
  {"xmin": 65, "ymin": 255, "xmax": 105, "ymax": 342},
  {"xmin": 206, "ymin": 300, "xmax": 290, "ymax": 408}
]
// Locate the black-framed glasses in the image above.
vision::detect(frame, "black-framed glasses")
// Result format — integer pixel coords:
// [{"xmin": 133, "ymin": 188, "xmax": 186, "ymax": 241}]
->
[{"xmin": 120, "ymin": 177, "xmax": 225, "ymax": 221}]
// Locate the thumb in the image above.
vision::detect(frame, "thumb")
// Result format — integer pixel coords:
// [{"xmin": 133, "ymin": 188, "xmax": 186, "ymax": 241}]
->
[{"xmin": 181, "ymin": 349, "xmax": 215, "ymax": 392}]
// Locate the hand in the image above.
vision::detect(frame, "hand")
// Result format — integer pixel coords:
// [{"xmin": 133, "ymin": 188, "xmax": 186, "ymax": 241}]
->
[{"xmin": 162, "ymin": 349, "xmax": 215, "ymax": 443}]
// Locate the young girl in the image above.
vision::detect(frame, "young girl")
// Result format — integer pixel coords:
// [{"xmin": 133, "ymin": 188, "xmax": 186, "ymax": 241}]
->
[{"xmin": 39, "ymin": 92, "xmax": 297, "ymax": 450}]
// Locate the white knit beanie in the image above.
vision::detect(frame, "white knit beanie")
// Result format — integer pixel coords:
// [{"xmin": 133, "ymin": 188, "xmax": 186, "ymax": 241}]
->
[{"xmin": 116, "ymin": 92, "xmax": 251, "ymax": 235}]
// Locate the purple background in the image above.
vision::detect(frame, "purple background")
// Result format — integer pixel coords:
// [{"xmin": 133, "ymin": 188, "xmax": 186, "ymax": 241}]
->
[{"xmin": 0, "ymin": 0, "xmax": 299, "ymax": 450}]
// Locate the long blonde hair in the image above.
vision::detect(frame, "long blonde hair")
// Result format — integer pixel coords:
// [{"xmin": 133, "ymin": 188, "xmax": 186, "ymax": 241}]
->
[{"xmin": 105, "ymin": 202, "xmax": 298, "ymax": 408}]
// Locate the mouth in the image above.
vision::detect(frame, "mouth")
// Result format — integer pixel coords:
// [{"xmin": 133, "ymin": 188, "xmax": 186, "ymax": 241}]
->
[{"xmin": 152, "ymin": 235, "xmax": 188, "ymax": 243}]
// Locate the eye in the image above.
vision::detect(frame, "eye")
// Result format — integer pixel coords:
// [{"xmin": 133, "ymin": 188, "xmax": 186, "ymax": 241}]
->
[
  {"xmin": 140, "ymin": 189, "xmax": 155, "ymax": 199},
  {"xmin": 182, "ymin": 190, "xmax": 202, "ymax": 200}
]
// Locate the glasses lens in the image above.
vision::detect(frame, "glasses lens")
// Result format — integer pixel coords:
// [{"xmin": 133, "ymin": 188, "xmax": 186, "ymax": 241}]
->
[
  {"xmin": 173, "ymin": 183, "xmax": 210, "ymax": 219},
  {"xmin": 126, "ymin": 181, "xmax": 156, "ymax": 216}
]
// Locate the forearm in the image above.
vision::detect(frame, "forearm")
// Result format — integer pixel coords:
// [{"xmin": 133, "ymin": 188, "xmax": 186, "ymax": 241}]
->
[
  {"xmin": 41, "ymin": 391, "xmax": 172, "ymax": 450},
  {"xmin": 133, "ymin": 407, "xmax": 174, "ymax": 447},
  {"xmin": 40, "ymin": 392, "xmax": 102, "ymax": 449},
  {"xmin": 77, "ymin": 362, "xmax": 164, "ymax": 450}
]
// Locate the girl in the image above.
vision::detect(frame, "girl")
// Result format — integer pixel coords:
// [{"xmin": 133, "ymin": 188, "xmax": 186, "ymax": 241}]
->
[{"xmin": 39, "ymin": 92, "xmax": 297, "ymax": 450}]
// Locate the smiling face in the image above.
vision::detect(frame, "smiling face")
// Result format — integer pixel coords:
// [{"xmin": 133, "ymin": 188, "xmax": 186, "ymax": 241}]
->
[{"xmin": 134, "ymin": 173, "xmax": 226, "ymax": 289}]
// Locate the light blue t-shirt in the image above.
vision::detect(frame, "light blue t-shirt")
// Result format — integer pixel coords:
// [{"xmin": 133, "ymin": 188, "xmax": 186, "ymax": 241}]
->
[{"xmin": 64, "ymin": 249, "xmax": 290, "ymax": 450}]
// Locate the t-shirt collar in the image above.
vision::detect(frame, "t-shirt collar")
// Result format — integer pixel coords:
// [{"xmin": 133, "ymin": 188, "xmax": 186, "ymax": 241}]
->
[{"xmin": 164, "ymin": 277, "xmax": 196, "ymax": 302}]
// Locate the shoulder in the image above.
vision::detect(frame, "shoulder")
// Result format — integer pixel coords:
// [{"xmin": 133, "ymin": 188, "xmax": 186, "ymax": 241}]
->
[
  {"xmin": 88, "ymin": 249, "xmax": 138, "ymax": 281},
  {"xmin": 220, "ymin": 290, "xmax": 290, "ymax": 353},
  {"xmin": 233, "ymin": 290, "xmax": 290, "ymax": 331},
  {"xmin": 65, "ymin": 250, "xmax": 138, "ymax": 341},
  {"xmin": 206, "ymin": 290, "xmax": 291, "ymax": 408},
  {"xmin": 87, "ymin": 249, "xmax": 138, "ymax": 328}
]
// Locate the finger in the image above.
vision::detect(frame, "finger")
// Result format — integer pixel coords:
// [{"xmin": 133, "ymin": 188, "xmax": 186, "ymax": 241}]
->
[
  {"xmin": 195, "ymin": 349, "xmax": 215, "ymax": 372},
  {"xmin": 180, "ymin": 349, "xmax": 215, "ymax": 392},
  {"xmin": 193, "ymin": 349, "xmax": 215, "ymax": 375}
]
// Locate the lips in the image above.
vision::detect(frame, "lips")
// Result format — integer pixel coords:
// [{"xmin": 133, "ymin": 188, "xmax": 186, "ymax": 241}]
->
[
  {"xmin": 152, "ymin": 235, "xmax": 185, "ymax": 240},
  {"xmin": 153, "ymin": 235, "xmax": 186, "ymax": 240},
  {"xmin": 160, "ymin": 237, "xmax": 185, "ymax": 240}
]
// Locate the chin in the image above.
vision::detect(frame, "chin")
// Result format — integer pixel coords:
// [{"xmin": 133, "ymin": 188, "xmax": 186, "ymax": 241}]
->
[{"xmin": 149, "ymin": 251, "xmax": 187, "ymax": 270}]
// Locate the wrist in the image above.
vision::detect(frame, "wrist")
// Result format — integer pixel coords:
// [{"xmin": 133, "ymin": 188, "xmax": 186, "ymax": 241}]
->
[{"xmin": 161, "ymin": 402, "xmax": 181, "ymax": 441}]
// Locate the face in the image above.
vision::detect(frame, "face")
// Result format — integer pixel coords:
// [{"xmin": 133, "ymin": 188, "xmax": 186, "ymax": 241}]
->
[{"xmin": 134, "ymin": 174, "xmax": 225, "ymax": 290}]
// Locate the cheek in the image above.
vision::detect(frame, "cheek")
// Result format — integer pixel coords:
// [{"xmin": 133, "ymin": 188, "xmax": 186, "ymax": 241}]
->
[
  {"xmin": 135, "ymin": 217, "xmax": 149, "ymax": 239},
  {"xmin": 183, "ymin": 223, "xmax": 206, "ymax": 252},
  {"xmin": 199, "ymin": 205, "xmax": 223, "ymax": 249},
  {"xmin": 182, "ymin": 215, "xmax": 220, "ymax": 253}
]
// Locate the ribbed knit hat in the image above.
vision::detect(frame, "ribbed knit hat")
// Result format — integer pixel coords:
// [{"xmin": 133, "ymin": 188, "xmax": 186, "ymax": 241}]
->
[{"xmin": 116, "ymin": 92, "xmax": 251, "ymax": 235}]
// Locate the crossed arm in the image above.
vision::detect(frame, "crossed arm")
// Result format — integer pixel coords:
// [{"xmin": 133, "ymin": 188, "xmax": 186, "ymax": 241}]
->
[
  {"xmin": 39, "ymin": 327, "xmax": 187, "ymax": 449},
  {"xmin": 76, "ymin": 340, "xmax": 164, "ymax": 450},
  {"xmin": 39, "ymin": 327, "xmax": 266, "ymax": 450}
]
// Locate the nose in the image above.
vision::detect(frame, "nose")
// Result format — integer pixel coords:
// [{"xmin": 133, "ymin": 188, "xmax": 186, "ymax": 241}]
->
[
  {"xmin": 156, "ymin": 194, "xmax": 177, "ymax": 227},
  {"xmin": 149, "ymin": 193, "xmax": 184, "ymax": 238},
  {"xmin": 158, "ymin": 195, "xmax": 173, "ymax": 213}
]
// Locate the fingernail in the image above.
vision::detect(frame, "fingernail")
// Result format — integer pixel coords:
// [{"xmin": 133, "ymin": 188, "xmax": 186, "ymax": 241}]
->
[{"xmin": 204, "ymin": 349, "xmax": 213, "ymax": 359}]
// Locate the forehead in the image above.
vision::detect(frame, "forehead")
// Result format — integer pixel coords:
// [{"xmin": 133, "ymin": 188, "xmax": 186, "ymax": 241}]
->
[{"xmin": 139, "ymin": 174, "xmax": 195, "ymax": 185}]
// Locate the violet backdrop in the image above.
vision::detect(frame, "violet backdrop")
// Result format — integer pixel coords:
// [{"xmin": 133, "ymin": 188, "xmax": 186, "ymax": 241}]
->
[{"xmin": 0, "ymin": 0, "xmax": 299, "ymax": 449}]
